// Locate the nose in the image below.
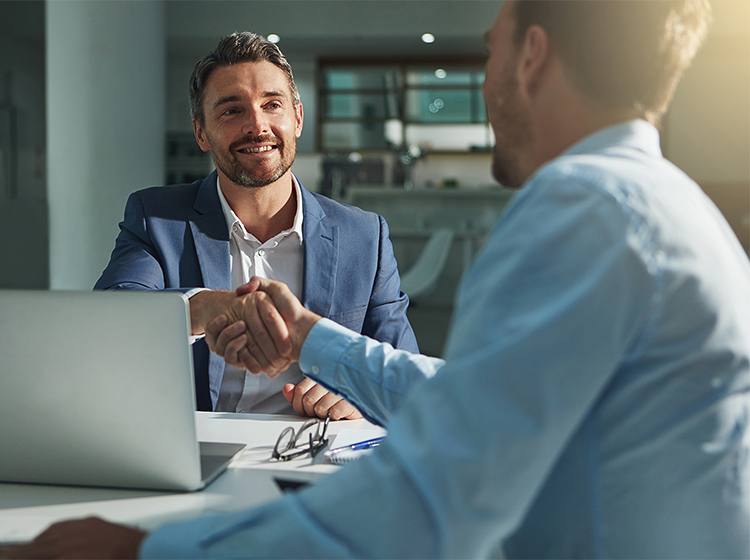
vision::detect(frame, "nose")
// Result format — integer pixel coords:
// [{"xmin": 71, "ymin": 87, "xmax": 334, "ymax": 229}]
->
[{"xmin": 241, "ymin": 107, "xmax": 269, "ymax": 137}]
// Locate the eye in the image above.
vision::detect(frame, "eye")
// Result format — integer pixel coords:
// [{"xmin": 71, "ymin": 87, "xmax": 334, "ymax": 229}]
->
[
  {"xmin": 267, "ymin": 101, "xmax": 282, "ymax": 110},
  {"xmin": 221, "ymin": 107, "xmax": 239, "ymax": 116}
]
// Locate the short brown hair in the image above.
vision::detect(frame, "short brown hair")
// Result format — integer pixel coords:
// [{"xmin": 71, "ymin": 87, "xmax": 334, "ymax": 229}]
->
[
  {"xmin": 512, "ymin": 0, "xmax": 711, "ymax": 124},
  {"xmin": 189, "ymin": 32, "xmax": 300, "ymax": 126}
]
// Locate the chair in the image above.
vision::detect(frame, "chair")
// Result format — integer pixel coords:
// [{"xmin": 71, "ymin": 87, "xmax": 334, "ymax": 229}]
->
[{"xmin": 399, "ymin": 228, "xmax": 455, "ymax": 300}]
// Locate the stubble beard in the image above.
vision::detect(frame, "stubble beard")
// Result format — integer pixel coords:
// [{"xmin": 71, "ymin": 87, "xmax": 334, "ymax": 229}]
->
[
  {"xmin": 490, "ymin": 65, "xmax": 533, "ymax": 190},
  {"xmin": 212, "ymin": 135, "xmax": 297, "ymax": 189}
]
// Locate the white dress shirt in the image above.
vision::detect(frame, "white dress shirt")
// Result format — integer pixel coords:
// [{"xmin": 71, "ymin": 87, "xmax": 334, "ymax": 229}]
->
[{"xmin": 214, "ymin": 177, "xmax": 305, "ymax": 414}]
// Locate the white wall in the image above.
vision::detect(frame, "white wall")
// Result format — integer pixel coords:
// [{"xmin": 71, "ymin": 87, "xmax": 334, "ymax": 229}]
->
[{"xmin": 46, "ymin": 0, "xmax": 167, "ymax": 290}]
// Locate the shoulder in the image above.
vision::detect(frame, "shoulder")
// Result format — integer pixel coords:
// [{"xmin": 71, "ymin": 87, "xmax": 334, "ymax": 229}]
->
[
  {"xmin": 129, "ymin": 180, "xmax": 203, "ymax": 205},
  {"xmin": 530, "ymin": 145, "xmax": 697, "ymax": 210},
  {"xmin": 494, "ymin": 148, "xmax": 705, "ymax": 272},
  {"xmin": 302, "ymin": 189, "xmax": 382, "ymax": 231},
  {"xmin": 121, "ymin": 180, "xmax": 206, "ymax": 224},
  {"xmin": 494, "ymin": 153, "xmax": 650, "ymax": 254}
]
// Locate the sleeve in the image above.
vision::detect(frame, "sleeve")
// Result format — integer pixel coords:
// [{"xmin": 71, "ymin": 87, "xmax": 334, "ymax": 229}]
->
[
  {"xmin": 360, "ymin": 215, "xmax": 419, "ymax": 353},
  {"xmin": 93, "ymin": 192, "xmax": 170, "ymax": 292},
  {"xmin": 141, "ymin": 174, "xmax": 656, "ymax": 559},
  {"xmin": 299, "ymin": 318, "xmax": 445, "ymax": 425}
]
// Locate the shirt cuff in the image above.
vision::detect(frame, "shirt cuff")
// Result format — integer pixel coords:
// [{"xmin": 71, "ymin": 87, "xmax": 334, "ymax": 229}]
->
[
  {"xmin": 185, "ymin": 288, "xmax": 209, "ymax": 344},
  {"xmin": 299, "ymin": 318, "xmax": 360, "ymax": 386},
  {"xmin": 184, "ymin": 287, "xmax": 209, "ymax": 299}
]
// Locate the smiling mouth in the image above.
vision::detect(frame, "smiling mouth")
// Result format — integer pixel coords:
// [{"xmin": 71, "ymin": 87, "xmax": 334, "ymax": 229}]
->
[{"xmin": 237, "ymin": 145, "xmax": 277, "ymax": 154}]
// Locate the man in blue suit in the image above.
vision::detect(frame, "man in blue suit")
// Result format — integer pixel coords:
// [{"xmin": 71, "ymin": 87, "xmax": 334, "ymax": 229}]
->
[{"xmin": 94, "ymin": 32, "xmax": 418, "ymax": 417}]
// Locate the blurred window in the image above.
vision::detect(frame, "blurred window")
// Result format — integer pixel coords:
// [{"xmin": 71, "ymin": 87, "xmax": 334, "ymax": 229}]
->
[{"xmin": 319, "ymin": 61, "xmax": 490, "ymax": 152}]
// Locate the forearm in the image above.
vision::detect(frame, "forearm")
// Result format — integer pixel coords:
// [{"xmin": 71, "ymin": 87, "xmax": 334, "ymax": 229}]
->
[
  {"xmin": 300, "ymin": 319, "xmax": 443, "ymax": 426},
  {"xmin": 141, "ymin": 443, "xmax": 438, "ymax": 559}
]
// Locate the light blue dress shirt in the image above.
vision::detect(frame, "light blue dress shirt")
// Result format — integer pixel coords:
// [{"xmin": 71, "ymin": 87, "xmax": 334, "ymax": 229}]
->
[{"xmin": 142, "ymin": 120, "xmax": 750, "ymax": 559}]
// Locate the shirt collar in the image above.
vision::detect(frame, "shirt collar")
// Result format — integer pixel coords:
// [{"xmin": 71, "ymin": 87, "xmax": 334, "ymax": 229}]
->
[
  {"xmin": 216, "ymin": 175, "xmax": 304, "ymax": 245},
  {"xmin": 563, "ymin": 119, "xmax": 662, "ymax": 159}
]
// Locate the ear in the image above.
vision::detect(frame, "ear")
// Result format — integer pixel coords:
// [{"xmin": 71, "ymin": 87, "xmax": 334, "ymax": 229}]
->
[
  {"xmin": 517, "ymin": 24, "xmax": 550, "ymax": 99},
  {"xmin": 192, "ymin": 118, "xmax": 211, "ymax": 153},
  {"xmin": 294, "ymin": 102, "xmax": 304, "ymax": 139}
]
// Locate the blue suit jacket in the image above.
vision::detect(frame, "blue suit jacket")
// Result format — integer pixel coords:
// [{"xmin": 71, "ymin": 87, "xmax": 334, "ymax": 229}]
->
[{"xmin": 95, "ymin": 172, "xmax": 418, "ymax": 410}]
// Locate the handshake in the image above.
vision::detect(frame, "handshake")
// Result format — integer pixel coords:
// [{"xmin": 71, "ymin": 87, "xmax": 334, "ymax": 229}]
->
[{"xmin": 190, "ymin": 276, "xmax": 361, "ymax": 420}]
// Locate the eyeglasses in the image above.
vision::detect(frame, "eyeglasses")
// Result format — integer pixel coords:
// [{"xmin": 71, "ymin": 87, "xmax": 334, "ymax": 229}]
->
[{"xmin": 272, "ymin": 414, "xmax": 330, "ymax": 461}]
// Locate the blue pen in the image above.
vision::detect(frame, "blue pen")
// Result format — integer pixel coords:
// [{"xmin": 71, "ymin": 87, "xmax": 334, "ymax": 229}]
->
[{"xmin": 326, "ymin": 436, "xmax": 385, "ymax": 455}]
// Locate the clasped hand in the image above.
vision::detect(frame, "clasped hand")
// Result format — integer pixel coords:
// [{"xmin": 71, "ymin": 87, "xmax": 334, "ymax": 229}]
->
[{"xmin": 195, "ymin": 277, "xmax": 361, "ymax": 421}]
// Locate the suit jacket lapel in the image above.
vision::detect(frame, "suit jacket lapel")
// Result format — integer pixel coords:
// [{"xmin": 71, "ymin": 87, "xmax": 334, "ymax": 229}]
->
[
  {"xmin": 187, "ymin": 174, "xmax": 337, "ymax": 303},
  {"xmin": 300, "ymin": 185, "xmax": 337, "ymax": 317},
  {"xmin": 189, "ymin": 171, "xmax": 231, "ymax": 291}
]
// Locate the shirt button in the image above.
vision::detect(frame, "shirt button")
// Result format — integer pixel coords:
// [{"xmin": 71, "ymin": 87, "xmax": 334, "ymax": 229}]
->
[
  {"xmin": 233, "ymin": 224, "xmax": 240, "ymax": 232},
  {"xmin": 257, "ymin": 249, "xmax": 265, "ymax": 257},
  {"xmin": 311, "ymin": 365, "xmax": 320, "ymax": 375}
]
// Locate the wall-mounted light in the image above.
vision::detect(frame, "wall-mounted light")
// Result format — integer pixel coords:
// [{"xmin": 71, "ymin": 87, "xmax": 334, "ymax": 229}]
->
[
  {"xmin": 421, "ymin": 33, "xmax": 435, "ymax": 44},
  {"xmin": 434, "ymin": 68, "xmax": 447, "ymax": 79},
  {"xmin": 267, "ymin": 34, "xmax": 280, "ymax": 44}
]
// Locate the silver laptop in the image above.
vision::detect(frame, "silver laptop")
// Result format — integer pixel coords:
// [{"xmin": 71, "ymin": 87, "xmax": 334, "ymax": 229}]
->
[{"xmin": 0, "ymin": 289, "xmax": 244, "ymax": 492}]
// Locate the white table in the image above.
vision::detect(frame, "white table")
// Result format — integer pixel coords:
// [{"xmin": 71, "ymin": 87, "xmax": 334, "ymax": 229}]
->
[{"xmin": 0, "ymin": 412, "xmax": 384, "ymax": 544}]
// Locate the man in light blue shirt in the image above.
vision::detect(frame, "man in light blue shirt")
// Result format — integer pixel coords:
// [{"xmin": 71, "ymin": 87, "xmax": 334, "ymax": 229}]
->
[{"xmin": 9, "ymin": 0, "xmax": 749, "ymax": 558}]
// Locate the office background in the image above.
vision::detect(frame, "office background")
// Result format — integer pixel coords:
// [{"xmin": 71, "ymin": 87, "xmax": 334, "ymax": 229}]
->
[{"xmin": 1, "ymin": 0, "xmax": 748, "ymax": 356}]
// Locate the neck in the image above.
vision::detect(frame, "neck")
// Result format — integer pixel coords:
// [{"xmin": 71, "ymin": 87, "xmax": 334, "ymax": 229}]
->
[
  {"xmin": 218, "ymin": 171, "xmax": 297, "ymax": 243},
  {"xmin": 523, "ymin": 58, "xmax": 640, "ymax": 181}
]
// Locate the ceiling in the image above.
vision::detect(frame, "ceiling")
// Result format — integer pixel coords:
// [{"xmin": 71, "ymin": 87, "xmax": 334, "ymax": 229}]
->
[{"xmin": 166, "ymin": 0, "xmax": 503, "ymax": 59}]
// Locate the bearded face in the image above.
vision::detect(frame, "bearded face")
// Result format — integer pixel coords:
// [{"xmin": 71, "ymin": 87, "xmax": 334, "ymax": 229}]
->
[
  {"xmin": 209, "ymin": 131, "xmax": 297, "ymax": 190},
  {"xmin": 486, "ymin": 53, "xmax": 533, "ymax": 190},
  {"xmin": 483, "ymin": 1, "xmax": 534, "ymax": 190},
  {"xmin": 193, "ymin": 61, "xmax": 303, "ymax": 191}
]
